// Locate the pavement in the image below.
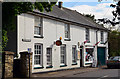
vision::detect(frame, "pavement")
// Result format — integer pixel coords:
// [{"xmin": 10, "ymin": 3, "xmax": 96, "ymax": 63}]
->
[
  {"xmin": 32, "ymin": 67, "xmax": 100, "ymax": 77},
  {"xmin": 32, "ymin": 65, "xmax": 120, "ymax": 78}
]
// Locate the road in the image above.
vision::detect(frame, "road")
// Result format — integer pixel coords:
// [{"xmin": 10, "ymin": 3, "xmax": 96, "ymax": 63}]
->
[
  {"xmin": 65, "ymin": 68, "xmax": 119, "ymax": 78},
  {"xmin": 32, "ymin": 67, "xmax": 120, "ymax": 78}
]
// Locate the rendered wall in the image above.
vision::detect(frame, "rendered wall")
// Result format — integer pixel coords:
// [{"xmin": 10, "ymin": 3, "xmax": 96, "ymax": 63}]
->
[{"xmin": 17, "ymin": 13, "xmax": 108, "ymax": 73}]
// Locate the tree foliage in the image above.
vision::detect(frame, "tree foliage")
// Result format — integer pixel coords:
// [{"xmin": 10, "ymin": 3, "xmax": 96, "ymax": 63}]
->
[
  {"xmin": 83, "ymin": 14, "xmax": 95, "ymax": 21},
  {"xmin": 98, "ymin": 1, "xmax": 120, "ymax": 26},
  {"xmin": 108, "ymin": 31, "xmax": 120, "ymax": 56},
  {"xmin": 2, "ymin": 1, "xmax": 57, "ymax": 49}
]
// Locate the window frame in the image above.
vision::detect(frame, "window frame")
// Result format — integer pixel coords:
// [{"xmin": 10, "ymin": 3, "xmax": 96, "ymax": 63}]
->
[
  {"xmin": 101, "ymin": 31, "xmax": 104, "ymax": 44},
  {"xmin": 46, "ymin": 48, "xmax": 52, "ymax": 67},
  {"xmin": 64, "ymin": 23, "xmax": 70, "ymax": 39},
  {"xmin": 34, "ymin": 43, "xmax": 43, "ymax": 68},
  {"xmin": 72, "ymin": 45, "xmax": 77, "ymax": 65},
  {"xmin": 86, "ymin": 28, "xmax": 90, "ymax": 42},
  {"xmin": 34, "ymin": 16, "xmax": 43, "ymax": 37},
  {"xmin": 60, "ymin": 44, "xmax": 66, "ymax": 65}
]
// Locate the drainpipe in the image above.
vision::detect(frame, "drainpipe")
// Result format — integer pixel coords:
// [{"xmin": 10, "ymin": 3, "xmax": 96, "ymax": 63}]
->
[
  {"xmin": 94, "ymin": 29, "xmax": 99, "ymax": 67},
  {"xmin": 82, "ymin": 43, "xmax": 86, "ymax": 67}
]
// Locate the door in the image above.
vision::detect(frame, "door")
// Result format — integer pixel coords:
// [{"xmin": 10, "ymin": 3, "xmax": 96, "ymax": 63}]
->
[{"xmin": 97, "ymin": 47, "xmax": 106, "ymax": 66}]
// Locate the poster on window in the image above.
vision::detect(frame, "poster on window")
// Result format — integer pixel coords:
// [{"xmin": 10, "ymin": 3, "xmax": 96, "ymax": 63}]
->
[{"xmin": 77, "ymin": 51, "xmax": 80, "ymax": 60}]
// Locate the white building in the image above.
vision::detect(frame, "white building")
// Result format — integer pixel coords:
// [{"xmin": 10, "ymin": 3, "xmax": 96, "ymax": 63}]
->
[{"xmin": 5, "ymin": 2, "xmax": 109, "ymax": 73}]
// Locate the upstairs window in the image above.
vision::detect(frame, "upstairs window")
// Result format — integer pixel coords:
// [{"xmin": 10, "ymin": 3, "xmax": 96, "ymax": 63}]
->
[
  {"xmin": 86, "ymin": 28, "xmax": 90, "ymax": 42},
  {"xmin": 101, "ymin": 31, "xmax": 104, "ymax": 43},
  {"xmin": 34, "ymin": 16, "xmax": 43, "ymax": 36},
  {"xmin": 65, "ymin": 24, "xmax": 70, "ymax": 39}
]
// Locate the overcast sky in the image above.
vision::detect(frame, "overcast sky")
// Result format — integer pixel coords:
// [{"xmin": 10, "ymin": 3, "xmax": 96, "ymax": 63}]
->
[{"xmin": 57, "ymin": 0, "xmax": 117, "ymax": 20}]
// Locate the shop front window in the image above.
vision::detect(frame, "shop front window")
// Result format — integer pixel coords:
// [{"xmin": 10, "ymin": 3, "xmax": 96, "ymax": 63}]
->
[{"xmin": 85, "ymin": 48, "xmax": 93, "ymax": 62}]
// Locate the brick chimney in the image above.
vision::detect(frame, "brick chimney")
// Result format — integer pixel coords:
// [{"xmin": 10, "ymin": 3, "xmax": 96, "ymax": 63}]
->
[{"xmin": 58, "ymin": 1, "xmax": 63, "ymax": 8}]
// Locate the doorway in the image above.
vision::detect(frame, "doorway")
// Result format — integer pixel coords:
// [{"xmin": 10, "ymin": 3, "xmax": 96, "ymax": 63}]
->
[{"xmin": 97, "ymin": 47, "xmax": 106, "ymax": 66}]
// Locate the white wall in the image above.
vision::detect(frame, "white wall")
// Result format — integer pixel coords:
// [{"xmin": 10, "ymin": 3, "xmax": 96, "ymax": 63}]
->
[{"xmin": 17, "ymin": 13, "xmax": 108, "ymax": 73}]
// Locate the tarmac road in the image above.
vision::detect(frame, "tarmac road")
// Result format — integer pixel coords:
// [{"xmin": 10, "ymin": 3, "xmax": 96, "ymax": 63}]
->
[
  {"xmin": 65, "ymin": 68, "xmax": 119, "ymax": 78},
  {"xmin": 32, "ymin": 67, "xmax": 120, "ymax": 78}
]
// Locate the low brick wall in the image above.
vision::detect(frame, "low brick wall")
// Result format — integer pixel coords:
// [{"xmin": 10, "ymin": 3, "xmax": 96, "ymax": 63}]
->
[{"xmin": 2, "ymin": 51, "xmax": 33, "ymax": 78}]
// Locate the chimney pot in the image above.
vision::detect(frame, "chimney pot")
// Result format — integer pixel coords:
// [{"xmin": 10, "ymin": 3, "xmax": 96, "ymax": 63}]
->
[{"xmin": 58, "ymin": 1, "xmax": 63, "ymax": 8}]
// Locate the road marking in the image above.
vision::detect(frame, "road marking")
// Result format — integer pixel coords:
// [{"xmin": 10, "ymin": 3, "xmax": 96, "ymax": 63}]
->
[
  {"xmin": 97, "ymin": 75, "xmax": 109, "ymax": 79},
  {"xmin": 103, "ymin": 75, "xmax": 108, "ymax": 77}
]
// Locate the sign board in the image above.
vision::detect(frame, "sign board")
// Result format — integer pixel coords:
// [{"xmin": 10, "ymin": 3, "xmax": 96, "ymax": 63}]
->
[
  {"xmin": 28, "ymin": 48, "xmax": 31, "ymax": 53},
  {"xmin": 56, "ymin": 40, "xmax": 62, "ymax": 46},
  {"xmin": 77, "ymin": 51, "xmax": 80, "ymax": 60}
]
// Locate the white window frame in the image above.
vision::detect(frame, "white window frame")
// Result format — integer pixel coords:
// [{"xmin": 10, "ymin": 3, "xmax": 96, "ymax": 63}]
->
[
  {"xmin": 101, "ymin": 31, "xmax": 104, "ymax": 43},
  {"xmin": 86, "ymin": 28, "xmax": 90, "ymax": 42},
  {"xmin": 34, "ymin": 16, "xmax": 43, "ymax": 37},
  {"xmin": 46, "ymin": 48, "xmax": 52, "ymax": 66},
  {"xmin": 64, "ymin": 24, "xmax": 70, "ymax": 39},
  {"xmin": 60, "ymin": 44, "xmax": 66, "ymax": 65},
  {"xmin": 34, "ymin": 43, "xmax": 43, "ymax": 67},
  {"xmin": 72, "ymin": 45, "xmax": 77, "ymax": 64}
]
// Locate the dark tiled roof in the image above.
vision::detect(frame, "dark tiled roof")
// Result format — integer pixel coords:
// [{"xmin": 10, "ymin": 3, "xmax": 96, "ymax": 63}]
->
[{"xmin": 33, "ymin": 5, "xmax": 107, "ymax": 30}]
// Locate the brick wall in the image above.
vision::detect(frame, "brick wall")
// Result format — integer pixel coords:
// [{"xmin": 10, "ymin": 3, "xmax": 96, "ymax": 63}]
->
[
  {"xmin": 2, "ymin": 51, "xmax": 14, "ymax": 78},
  {"xmin": 19, "ymin": 51, "xmax": 33, "ymax": 78}
]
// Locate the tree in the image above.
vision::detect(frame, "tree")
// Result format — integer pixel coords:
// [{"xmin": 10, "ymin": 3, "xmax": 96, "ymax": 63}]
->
[
  {"xmin": 97, "ymin": 1, "xmax": 120, "ymax": 56},
  {"xmin": 98, "ymin": 1, "xmax": 120, "ymax": 26},
  {"xmin": 2, "ymin": 1, "xmax": 57, "ymax": 50},
  {"xmin": 83, "ymin": 14, "xmax": 95, "ymax": 21},
  {"xmin": 108, "ymin": 31, "xmax": 120, "ymax": 56}
]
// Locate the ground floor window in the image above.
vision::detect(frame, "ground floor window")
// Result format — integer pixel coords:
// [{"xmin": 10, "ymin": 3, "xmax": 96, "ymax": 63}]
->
[
  {"xmin": 72, "ymin": 45, "xmax": 77, "ymax": 64},
  {"xmin": 60, "ymin": 44, "xmax": 66, "ymax": 65},
  {"xmin": 46, "ymin": 48, "xmax": 52, "ymax": 66},
  {"xmin": 34, "ymin": 43, "xmax": 43, "ymax": 67}
]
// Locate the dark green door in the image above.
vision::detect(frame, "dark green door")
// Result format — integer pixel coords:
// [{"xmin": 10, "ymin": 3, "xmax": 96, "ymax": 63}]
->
[{"xmin": 97, "ymin": 47, "xmax": 106, "ymax": 65}]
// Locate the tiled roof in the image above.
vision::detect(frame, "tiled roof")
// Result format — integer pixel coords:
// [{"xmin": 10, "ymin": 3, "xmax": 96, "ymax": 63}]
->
[{"xmin": 33, "ymin": 5, "xmax": 107, "ymax": 30}]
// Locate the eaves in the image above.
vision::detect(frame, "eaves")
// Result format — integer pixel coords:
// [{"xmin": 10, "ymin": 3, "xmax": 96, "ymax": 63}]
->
[{"xmin": 27, "ymin": 11, "xmax": 108, "ymax": 32}]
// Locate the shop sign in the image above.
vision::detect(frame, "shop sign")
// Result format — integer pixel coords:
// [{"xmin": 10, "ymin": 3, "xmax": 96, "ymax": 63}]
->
[
  {"xmin": 56, "ymin": 40, "xmax": 62, "ymax": 46},
  {"xmin": 77, "ymin": 51, "xmax": 80, "ymax": 59}
]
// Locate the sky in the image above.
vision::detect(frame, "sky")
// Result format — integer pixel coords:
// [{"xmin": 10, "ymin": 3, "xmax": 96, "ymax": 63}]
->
[{"xmin": 57, "ymin": 0, "xmax": 117, "ymax": 20}]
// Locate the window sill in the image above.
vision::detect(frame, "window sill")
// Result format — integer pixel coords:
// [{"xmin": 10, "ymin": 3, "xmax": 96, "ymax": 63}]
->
[
  {"xmin": 34, "ymin": 36, "xmax": 44, "ymax": 38},
  {"xmin": 64, "ymin": 38, "xmax": 71, "ymax": 41},
  {"xmin": 46, "ymin": 65, "xmax": 53, "ymax": 68},
  {"xmin": 60, "ymin": 64, "xmax": 67, "ymax": 67},
  {"xmin": 72, "ymin": 63, "xmax": 77, "ymax": 65},
  {"xmin": 85, "ymin": 63, "xmax": 92, "ymax": 65},
  {"xmin": 34, "ymin": 66, "xmax": 44, "ymax": 69}
]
